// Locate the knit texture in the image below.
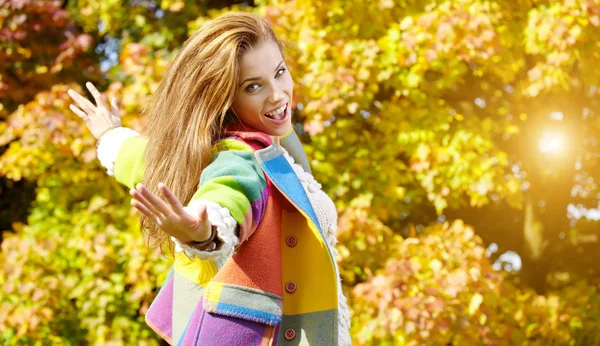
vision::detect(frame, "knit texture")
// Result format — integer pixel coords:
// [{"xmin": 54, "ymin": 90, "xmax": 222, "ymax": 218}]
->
[
  {"xmin": 96, "ymin": 127, "xmax": 140, "ymax": 176},
  {"xmin": 171, "ymin": 199, "xmax": 239, "ymax": 260}
]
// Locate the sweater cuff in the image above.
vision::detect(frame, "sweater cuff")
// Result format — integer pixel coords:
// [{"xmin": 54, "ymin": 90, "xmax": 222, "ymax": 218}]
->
[
  {"xmin": 171, "ymin": 200, "xmax": 239, "ymax": 260},
  {"xmin": 96, "ymin": 127, "xmax": 140, "ymax": 176}
]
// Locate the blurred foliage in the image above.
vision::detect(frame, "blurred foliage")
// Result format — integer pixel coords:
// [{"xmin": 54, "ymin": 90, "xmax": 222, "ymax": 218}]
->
[
  {"xmin": 0, "ymin": 0, "xmax": 97, "ymax": 118},
  {"xmin": 0, "ymin": 84, "xmax": 170, "ymax": 344},
  {"xmin": 0, "ymin": 0, "xmax": 100, "ymax": 243},
  {"xmin": 350, "ymin": 220, "xmax": 600, "ymax": 345},
  {"xmin": 2, "ymin": 0, "xmax": 600, "ymax": 344},
  {"xmin": 264, "ymin": 0, "xmax": 600, "ymax": 291}
]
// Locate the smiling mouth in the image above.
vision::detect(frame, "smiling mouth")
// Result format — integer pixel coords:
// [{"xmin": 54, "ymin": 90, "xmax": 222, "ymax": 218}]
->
[{"xmin": 264, "ymin": 103, "xmax": 288, "ymax": 120}]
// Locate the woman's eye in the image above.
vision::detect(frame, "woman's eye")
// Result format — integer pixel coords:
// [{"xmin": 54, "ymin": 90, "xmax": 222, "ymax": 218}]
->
[
  {"xmin": 246, "ymin": 83, "xmax": 259, "ymax": 92},
  {"xmin": 276, "ymin": 67, "xmax": 287, "ymax": 77}
]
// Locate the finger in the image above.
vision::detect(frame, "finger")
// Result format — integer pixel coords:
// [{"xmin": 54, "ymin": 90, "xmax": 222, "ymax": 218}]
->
[
  {"xmin": 130, "ymin": 188, "xmax": 164, "ymax": 219},
  {"xmin": 86, "ymin": 82, "xmax": 108, "ymax": 110},
  {"xmin": 110, "ymin": 98, "xmax": 120, "ymax": 120},
  {"xmin": 158, "ymin": 183, "xmax": 186, "ymax": 214},
  {"xmin": 69, "ymin": 104, "xmax": 89, "ymax": 121},
  {"xmin": 136, "ymin": 183, "xmax": 171, "ymax": 215},
  {"xmin": 67, "ymin": 89, "xmax": 96, "ymax": 113},
  {"xmin": 131, "ymin": 199, "xmax": 157, "ymax": 221}
]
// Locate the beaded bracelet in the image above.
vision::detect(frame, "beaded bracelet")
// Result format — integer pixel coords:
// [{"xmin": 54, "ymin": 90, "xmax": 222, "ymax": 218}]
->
[{"xmin": 185, "ymin": 225, "xmax": 219, "ymax": 250}]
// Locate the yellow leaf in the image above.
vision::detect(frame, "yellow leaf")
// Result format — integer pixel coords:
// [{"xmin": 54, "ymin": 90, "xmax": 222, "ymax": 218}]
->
[
  {"xmin": 468, "ymin": 293, "xmax": 483, "ymax": 315},
  {"xmin": 71, "ymin": 138, "xmax": 83, "ymax": 157},
  {"xmin": 429, "ymin": 259, "xmax": 442, "ymax": 272},
  {"xmin": 35, "ymin": 65, "xmax": 48, "ymax": 74},
  {"xmin": 347, "ymin": 102, "xmax": 359, "ymax": 114},
  {"xmin": 400, "ymin": 17, "xmax": 414, "ymax": 31}
]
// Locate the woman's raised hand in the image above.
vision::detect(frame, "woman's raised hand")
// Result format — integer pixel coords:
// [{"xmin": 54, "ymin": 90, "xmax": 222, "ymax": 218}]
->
[
  {"xmin": 130, "ymin": 183, "xmax": 213, "ymax": 244},
  {"xmin": 67, "ymin": 82, "xmax": 122, "ymax": 139}
]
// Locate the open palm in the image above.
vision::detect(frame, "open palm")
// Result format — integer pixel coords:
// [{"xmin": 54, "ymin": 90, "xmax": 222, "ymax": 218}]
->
[
  {"xmin": 67, "ymin": 82, "xmax": 122, "ymax": 139},
  {"xmin": 130, "ymin": 182, "xmax": 212, "ymax": 244}
]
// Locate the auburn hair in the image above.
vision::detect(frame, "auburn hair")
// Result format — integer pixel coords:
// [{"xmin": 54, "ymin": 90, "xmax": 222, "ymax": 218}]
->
[{"xmin": 141, "ymin": 12, "xmax": 283, "ymax": 248}]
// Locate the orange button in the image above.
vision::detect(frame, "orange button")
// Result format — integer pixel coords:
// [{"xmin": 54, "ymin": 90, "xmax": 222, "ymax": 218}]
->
[
  {"xmin": 285, "ymin": 281, "xmax": 297, "ymax": 293},
  {"xmin": 284, "ymin": 328, "xmax": 296, "ymax": 341},
  {"xmin": 286, "ymin": 235, "xmax": 298, "ymax": 247}
]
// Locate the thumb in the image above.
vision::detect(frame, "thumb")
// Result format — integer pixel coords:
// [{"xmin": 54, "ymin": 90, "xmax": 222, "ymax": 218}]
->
[
  {"xmin": 191, "ymin": 205, "xmax": 212, "ymax": 242},
  {"xmin": 198, "ymin": 204, "xmax": 208, "ymax": 222}
]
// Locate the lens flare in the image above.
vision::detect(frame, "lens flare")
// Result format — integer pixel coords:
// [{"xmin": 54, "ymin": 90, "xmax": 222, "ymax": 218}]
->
[{"xmin": 539, "ymin": 131, "xmax": 565, "ymax": 154}]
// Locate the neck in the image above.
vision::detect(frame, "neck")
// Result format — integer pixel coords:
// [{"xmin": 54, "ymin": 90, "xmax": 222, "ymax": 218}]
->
[{"xmin": 271, "ymin": 136, "xmax": 281, "ymax": 148}]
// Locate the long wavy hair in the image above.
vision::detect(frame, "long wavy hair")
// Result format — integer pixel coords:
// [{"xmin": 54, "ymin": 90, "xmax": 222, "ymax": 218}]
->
[{"xmin": 141, "ymin": 12, "xmax": 283, "ymax": 248}]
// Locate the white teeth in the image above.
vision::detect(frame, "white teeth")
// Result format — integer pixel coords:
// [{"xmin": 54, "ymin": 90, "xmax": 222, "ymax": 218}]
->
[{"xmin": 265, "ymin": 104, "xmax": 287, "ymax": 119}]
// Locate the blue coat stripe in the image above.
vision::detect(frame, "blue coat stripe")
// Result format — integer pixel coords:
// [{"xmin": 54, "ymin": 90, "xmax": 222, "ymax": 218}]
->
[
  {"xmin": 216, "ymin": 302, "xmax": 281, "ymax": 323},
  {"xmin": 259, "ymin": 154, "xmax": 321, "ymax": 233},
  {"xmin": 256, "ymin": 147, "xmax": 339, "ymax": 278}
]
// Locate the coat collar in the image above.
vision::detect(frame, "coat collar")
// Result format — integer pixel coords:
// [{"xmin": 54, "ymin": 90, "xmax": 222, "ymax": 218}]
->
[
  {"xmin": 223, "ymin": 122, "xmax": 322, "ymax": 235},
  {"xmin": 222, "ymin": 122, "xmax": 273, "ymax": 147},
  {"xmin": 222, "ymin": 122, "xmax": 312, "ymax": 174}
]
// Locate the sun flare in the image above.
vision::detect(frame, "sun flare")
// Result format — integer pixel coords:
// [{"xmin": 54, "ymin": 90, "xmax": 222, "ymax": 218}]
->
[{"xmin": 539, "ymin": 131, "xmax": 566, "ymax": 154}]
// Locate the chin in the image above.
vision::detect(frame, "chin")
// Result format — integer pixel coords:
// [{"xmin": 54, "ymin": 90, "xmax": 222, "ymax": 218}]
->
[{"xmin": 270, "ymin": 122, "xmax": 292, "ymax": 137}]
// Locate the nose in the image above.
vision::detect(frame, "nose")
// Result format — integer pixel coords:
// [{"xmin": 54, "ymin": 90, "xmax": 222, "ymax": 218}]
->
[{"xmin": 269, "ymin": 85, "xmax": 284, "ymax": 104}]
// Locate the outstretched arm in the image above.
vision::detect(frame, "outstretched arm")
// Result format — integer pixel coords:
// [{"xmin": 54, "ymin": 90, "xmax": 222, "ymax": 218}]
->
[
  {"xmin": 68, "ymin": 82, "xmax": 146, "ymax": 187},
  {"xmin": 68, "ymin": 85, "xmax": 265, "ymax": 258},
  {"xmin": 127, "ymin": 140, "xmax": 267, "ymax": 259},
  {"xmin": 67, "ymin": 83, "xmax": 214, "ymax": 246}
]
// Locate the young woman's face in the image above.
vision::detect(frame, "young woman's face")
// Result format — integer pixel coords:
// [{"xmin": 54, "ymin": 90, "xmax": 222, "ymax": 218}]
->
[{"xmin": 231, "ymin": 41, "xmax": 293, "ymax": 137}]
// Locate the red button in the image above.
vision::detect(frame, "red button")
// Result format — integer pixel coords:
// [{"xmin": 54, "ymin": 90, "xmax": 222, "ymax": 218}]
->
[
  {"xmin": 285, "ymin": 281, "xmax": 297, "ymax": 293},
  {"xmin": 284, "ymin": 328, "xmax": 296, "ymax": 340},
  {"xmin": 286, "ymin": 236, "xmax": 298, "ymax": 247}
]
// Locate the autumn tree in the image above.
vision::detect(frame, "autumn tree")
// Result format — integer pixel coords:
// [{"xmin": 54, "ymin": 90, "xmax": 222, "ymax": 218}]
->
[
  {"xmin": 2, "ymin": 0, "xmax": 600, "ymax": 344},
  {"xmin": 267, "ymin": 0, "xmax": 600, "ymax": 292},
  {"xmin": 0, "ymin": 0, "xmax": 99, "ymax": 236}
]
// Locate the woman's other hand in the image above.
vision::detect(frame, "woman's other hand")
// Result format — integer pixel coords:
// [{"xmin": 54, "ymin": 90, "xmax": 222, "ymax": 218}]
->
[
  {"xmin": 67, "ymin": 82, "xmax": 122, "ymax": 139},
  {"xmin": 130, "ymin": 183, "xmax": 213, "ymax": 244}
]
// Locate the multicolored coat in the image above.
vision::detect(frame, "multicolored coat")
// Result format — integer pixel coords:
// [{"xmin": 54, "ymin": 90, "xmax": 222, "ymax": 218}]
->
[{"xmin": 103, "ymin": 124, "xmax": 340, "ymax": 345}]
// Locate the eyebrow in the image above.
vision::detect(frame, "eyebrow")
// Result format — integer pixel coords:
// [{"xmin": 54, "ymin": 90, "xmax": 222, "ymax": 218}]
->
[{"xmin": 239, "ymin": 60, "xmax": 285, "ymax": 87}]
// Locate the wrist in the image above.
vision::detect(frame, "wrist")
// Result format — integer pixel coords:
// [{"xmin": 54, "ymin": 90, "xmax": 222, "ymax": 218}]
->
[
  {"xmin": 99, "ymin": 125, "xmax": 121, "ymax": 137},
  {"xmin": 185, "ymin": 225, "xmax": 218, "ymax": 247}
]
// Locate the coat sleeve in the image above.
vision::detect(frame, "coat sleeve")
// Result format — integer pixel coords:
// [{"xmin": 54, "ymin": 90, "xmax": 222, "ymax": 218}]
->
[
  {"xmin": 96, "ymin": 127, "xmax": 146, "ymax": 189},
  {"xmin": 97, "ymin": 130, "xmax": 267, "ymax": 256},
  {"xmin": 190, "ymin": 138, "xmax": 268, "ymax": 245},
  {"xmin": 153, "ymin": 138, "xmax": 269, "ymax": 260},
  {"xmin": 113, "ymin": 137, "xmax": 147, "ymax": 189}
]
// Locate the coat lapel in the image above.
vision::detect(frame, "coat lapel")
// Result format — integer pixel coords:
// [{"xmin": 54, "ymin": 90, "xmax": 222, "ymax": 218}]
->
[
  {"xmin": 254, "ymin": 144, "xmax": 322, "ymax": 235},
  {"xmin": 255, "ymin": 144, "xmax": 339, "ymax": 281}
]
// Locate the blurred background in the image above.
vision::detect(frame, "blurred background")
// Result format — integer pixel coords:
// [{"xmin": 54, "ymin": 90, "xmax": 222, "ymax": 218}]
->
[{"xmin": 1, "ymin": 0, "xmax": 600, "ymax": 345}]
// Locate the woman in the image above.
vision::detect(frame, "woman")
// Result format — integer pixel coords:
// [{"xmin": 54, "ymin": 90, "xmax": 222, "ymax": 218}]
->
[{"xmin": 68, "ymin": 12, "xmax": 351, "ymax": 346}]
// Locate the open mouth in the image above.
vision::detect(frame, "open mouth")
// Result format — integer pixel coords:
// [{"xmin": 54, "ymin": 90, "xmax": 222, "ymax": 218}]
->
[{"xmin": 264, "ymin": 103, "xmax": 288, "ymax": 121}]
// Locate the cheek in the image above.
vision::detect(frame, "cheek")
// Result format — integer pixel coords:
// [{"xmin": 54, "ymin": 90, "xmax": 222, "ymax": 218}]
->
[
  {"xmin": 233, "ymin": 95, "xmax": 253, "ymax": 112},
  {"xmin": 244, "ymin": 97, "xmax": 264, "ymax": 115},
  {"xmin": 283, "ymin": 74, "xmax": 294, "ymax": 91},
  {"xmin": 234, "ymin": 96, "xmax": 264, "ymax": 122}
]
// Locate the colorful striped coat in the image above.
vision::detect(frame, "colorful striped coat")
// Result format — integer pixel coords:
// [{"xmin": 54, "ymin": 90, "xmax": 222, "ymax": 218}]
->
[{"xmin": 107, "ymin": 125, "xmax": 341, "ymax": 345}]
